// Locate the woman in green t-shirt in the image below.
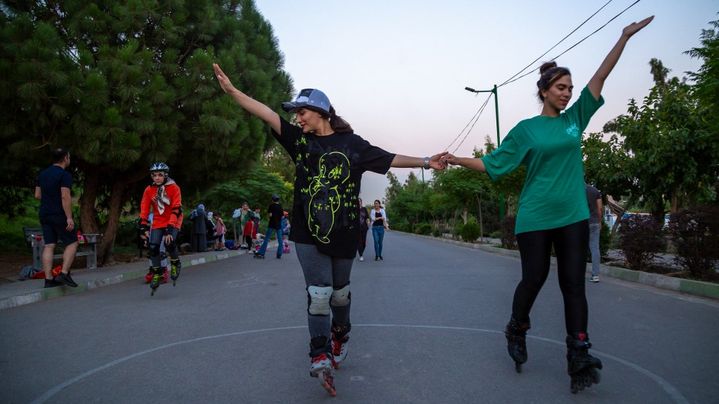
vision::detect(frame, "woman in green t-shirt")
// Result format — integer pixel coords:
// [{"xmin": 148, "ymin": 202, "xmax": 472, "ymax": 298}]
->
[{"xmin": 445, "ymin": 16, "xmax": 653, "ymax": 394}]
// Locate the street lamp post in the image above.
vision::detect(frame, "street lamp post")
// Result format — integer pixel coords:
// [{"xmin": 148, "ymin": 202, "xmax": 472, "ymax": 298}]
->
[{"xmin": 465, "ymin": 84, "xmax": 505, "ymax": 219}]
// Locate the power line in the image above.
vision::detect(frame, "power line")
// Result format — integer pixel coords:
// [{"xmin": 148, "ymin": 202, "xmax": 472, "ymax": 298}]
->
[
  {"xmin": 450, "ymin": 94, "xmax": 492, "ymax": 154},
  {"xmin": 500, "ymin": 0, "xmax": 641, "ymax": 88},
  {"xmin": 498, "ymin": 0, "xmax": 615, "ymax": 88},
  {"xmin": 444, "ymin": 95, "xmax": 487, "ymax": 152},
  {"xmin": 450, "ymin": 1, "xmax": 642, "ymax": 154}
]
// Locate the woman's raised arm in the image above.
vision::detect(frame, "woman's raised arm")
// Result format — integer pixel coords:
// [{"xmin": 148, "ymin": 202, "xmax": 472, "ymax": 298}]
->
[
  {"xmin": 587, "ymin": 16, "xmax": 654, "ymax": 100},
  {"xmin": 213, "ymin": 63, "xmax": 281, "ymax": 134}
]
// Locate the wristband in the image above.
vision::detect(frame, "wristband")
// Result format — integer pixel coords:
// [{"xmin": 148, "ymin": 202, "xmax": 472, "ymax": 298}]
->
[{"xmin": 423, "ymin": 157, "xmax": 430, "ymax": 170}]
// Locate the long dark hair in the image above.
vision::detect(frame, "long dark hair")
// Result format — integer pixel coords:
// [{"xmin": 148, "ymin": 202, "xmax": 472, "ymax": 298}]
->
[
  {"xmin": 536, "ymin": 61, "xmax": 571, "ymax": 102},
  {"xmin": 326, "ymin": 106, "xmax": 353, "ymax": 133}
]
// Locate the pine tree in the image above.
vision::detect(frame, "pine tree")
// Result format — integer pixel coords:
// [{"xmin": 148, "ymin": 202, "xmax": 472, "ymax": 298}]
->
[{"xmin": 0, "ymin": 0, "xmax": 293, "ymax": 262}]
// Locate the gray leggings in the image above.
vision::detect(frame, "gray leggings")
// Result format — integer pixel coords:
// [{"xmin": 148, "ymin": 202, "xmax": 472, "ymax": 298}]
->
[{"xmin": 295, "ymin": 243, "xmax": 353, "ymax": 354}]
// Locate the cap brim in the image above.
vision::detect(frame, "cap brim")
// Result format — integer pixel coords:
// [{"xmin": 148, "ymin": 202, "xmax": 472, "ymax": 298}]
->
[
  {"xmin": 281, "ymin": 102, "xmax": 300, "ymax": 112},
  {"xmin": 281, "ymin": 102, "xmax": 328, "ymax": 115}
]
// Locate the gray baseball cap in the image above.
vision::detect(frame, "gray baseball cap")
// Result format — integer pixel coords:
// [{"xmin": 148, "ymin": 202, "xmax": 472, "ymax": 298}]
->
[{"xmin": 281, "ymin": 88, "xmax": 331, "ymax": 115}]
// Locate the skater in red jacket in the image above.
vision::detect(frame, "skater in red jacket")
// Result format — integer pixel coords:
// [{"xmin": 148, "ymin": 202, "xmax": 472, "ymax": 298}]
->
[{"xmin": 139, "ymin": 162, "xmax": 183, "ymax": 295}]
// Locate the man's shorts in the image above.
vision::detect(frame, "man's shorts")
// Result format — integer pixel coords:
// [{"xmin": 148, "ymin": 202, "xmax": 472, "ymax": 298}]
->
[{"xmin": 40, "ymin": 214, "xmax": 77, "ymax": 245}]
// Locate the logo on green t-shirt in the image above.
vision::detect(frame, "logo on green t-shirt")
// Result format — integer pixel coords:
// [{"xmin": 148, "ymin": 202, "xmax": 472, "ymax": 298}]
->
[{"xmin": 566, "ymin": 123, "xmax": 580, "ymax": 138}]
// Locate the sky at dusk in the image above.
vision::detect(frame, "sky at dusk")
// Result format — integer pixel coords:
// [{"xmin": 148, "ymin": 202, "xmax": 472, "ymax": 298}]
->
[{"xmin": 253, "ymin": 1, "xmax": 718, "ymax": 202}]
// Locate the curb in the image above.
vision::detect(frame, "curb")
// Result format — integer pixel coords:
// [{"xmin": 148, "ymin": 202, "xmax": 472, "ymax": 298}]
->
[
  {"xmin": 0, "ymin": 249, "xmax": 250, "ymax": 311},
  {"xmin": 400, "ymin": 232, "xmax": 719, "ymax": 301}
]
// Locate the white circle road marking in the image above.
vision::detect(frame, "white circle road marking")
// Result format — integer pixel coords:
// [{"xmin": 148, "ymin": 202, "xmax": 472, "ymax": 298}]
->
[{"xmin": 31, "ymin": 324, "xmax": 688, "ymax": 404}]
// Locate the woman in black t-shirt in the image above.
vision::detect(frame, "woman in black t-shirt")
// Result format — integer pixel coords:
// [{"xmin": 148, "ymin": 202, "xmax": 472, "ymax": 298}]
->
[
  {"xmin": 214, "ymin": 63, "xmax": 447, "ymax": 396},
  {"xmin": 357, "ymin": 198, "xmax": 370, "ymax": 262}
]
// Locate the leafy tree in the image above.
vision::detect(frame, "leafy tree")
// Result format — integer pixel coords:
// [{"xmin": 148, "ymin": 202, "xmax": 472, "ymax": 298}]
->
[
  {"xmin": 0, "ymin": 0, "xmax": 292, "ymax": 262},
  {"xmin": 201, "ymin": 164, "xmax": 292, "ymax": 217},
  {"xmin": 607, "ymin": 59, "xmax": 717, "ymax": 220},
  {"xmin": 261, "ymin": 142, "xmax": 295, "ymax": 183},
  {"xmin": 685, "ymin": 17, "xmax": 719, "ymax": 200}
]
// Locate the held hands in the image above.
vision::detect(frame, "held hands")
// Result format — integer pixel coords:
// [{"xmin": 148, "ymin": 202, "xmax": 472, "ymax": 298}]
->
[
  {"xmin": 622, "ymin": 16, "xmax": 654, "ymax": 39},
  {"xmin": 441, "ymin": 153, "xmax": 461, "ymax": 166},
  {"xmin": 213, "ymin": 63, "xmax": 237, "ymax": 94},
  {"xmin": 429, "ymin": 152, "xmax": 450, "ymax": 170}
]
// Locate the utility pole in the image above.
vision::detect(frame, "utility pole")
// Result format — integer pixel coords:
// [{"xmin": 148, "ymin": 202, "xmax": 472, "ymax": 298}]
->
[{"xmin": 465, "ymin": 84, "xmax": 505, "ymax": 219}]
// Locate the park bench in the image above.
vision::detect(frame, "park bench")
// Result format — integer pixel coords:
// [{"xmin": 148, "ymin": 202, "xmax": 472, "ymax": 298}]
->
[{"xmin": 23, "ymin": 227, "xmax": 101, "ymax": 270}]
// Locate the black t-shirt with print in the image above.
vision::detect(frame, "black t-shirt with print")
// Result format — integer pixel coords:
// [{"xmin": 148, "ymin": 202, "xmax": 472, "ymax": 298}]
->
[{"xmin": 273, "ymin": 118, "xmax": 395, "ymax": 258}]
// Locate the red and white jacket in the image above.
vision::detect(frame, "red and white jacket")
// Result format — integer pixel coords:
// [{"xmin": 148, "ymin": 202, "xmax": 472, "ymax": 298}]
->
[{"xmin": 140, "ymin": 179, "xmax": 183, "ymax": 230}]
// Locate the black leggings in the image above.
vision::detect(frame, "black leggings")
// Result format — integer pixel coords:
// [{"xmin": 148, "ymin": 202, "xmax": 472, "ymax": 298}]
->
[{"xmin": 513, "ymin": 220, "xmax": 589, "ymax": 335}]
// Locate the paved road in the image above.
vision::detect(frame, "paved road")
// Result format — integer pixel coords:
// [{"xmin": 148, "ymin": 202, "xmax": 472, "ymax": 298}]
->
[{"xmin": 1, "ymin": 232, "xmax": 717, "ymax": 403}]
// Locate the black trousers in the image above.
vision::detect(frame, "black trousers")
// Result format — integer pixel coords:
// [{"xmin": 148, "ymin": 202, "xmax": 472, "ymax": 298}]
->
[
  {"xmin": 513, "ymin": 219, "xmax": 589, "ymax": 335},
  {"xmin": 358, "ymin": 227, "xmax": 368, "ymax": 256}
]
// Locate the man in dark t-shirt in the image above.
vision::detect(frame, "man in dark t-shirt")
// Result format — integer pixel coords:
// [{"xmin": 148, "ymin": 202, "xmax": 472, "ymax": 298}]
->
[
  {"xmin": 255, "ymin": 195, "xmax": 285, "ymax": 258},
  {"xmin": 34, "ymin": 148, "xmax": 78, "ymax": 288}
]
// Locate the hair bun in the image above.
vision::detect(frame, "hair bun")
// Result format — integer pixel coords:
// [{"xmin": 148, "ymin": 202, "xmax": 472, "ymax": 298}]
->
[{"xmin": 539, "ymin": 61, "xmax": 558, "ymax": 75}]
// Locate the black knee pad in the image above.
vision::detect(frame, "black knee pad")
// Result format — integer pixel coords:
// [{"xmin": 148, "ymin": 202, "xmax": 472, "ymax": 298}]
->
[{"xmin": 149, "ymin": 242, "xmax": 161, "ymax": 258}]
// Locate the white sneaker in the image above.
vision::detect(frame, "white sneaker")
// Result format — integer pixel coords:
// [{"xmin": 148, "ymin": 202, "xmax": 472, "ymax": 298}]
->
[
  {"xmin": 359, "ymin": 256, "xmax": 364, "ymax": 262},
  {"xmin": 590, "ymin": 275, "xmax": 600, "ymax": 283}
]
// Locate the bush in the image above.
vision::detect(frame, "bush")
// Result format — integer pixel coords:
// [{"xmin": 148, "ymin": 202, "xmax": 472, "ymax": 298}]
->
[
  {"xmin": 599, "ymin": 220, "xmax": 611, "ymax": 258},
  {"xmin": 413, "ymin": 222, "xmax": 432, "ymax": 235},
  {"xmin": 431, "ymin": 227, "xmax": 441, "ymax": 237},
  {"xmin": 667, "ymin": 206, "xmax": 719, "ymax": 280},
  {"xmin": 115, "ymin": 218, "xmax": 140, "ymax": 248},
  {"xmin": 392, "ymin": 220, "xmax": 411, "ymax": 232},
  {"xmin": 501, "ymin": 216, "xmax": 517, "ymax": 250},
  {"xmin": 459, "ymin": 219, "xmax": 481, "ymax": 243},
  {"xmin": 618, "ymin": 215, "xmax": 666, "ymax": 271}
]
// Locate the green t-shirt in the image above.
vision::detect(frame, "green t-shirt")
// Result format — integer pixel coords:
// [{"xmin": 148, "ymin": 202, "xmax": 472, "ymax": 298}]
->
[{"xmin": 482, "ymin": 86, "xmax": 604, "ymax": 234}]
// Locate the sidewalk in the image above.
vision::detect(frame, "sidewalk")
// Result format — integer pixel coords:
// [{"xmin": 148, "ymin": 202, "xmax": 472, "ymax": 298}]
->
[
  {"xmin": 406, "ymin": 232, "xmax": 719, "ymax": 301},
  {"xmin": 0, "ymin": 247, "xmax": 258, "ymax": 311}
]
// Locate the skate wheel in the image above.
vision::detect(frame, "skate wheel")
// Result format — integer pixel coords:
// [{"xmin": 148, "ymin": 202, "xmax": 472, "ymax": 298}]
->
[{"xmin": 320, "ymin": 371, "xmax": 336, "ymax": 397}]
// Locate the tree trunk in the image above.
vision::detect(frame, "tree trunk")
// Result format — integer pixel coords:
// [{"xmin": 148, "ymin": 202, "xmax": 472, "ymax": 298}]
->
[
  {"xmin": 670, "ymin": 191, "xmax": 679, "ymax": 214},
  {"xmin": 98, "ymin": 180, "xmax": 131, "ymax": 265},
  {"xmin": 79, "ymin": 169, "xmax": 100, "ymax": 233},
  {"xmin": 461, "ymin": 207, "xmax": 468, "ymax": 225},
  {"xmin": 606, "ymin": 195, "xmax": 626, "ymax": 237}
]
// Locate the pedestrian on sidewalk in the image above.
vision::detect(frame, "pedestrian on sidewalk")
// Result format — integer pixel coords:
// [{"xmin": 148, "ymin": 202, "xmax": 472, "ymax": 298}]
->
[
  {"xmin": 586, "ymin": 184, "xmax": 603, "ymax": 283},
  {"xmin": 214, "ymin": 214, "xmax": 227, "ymax": 251},
  {"xmin": 370, "ymin": 200, "xmax": 389, "ymax": 261},
  {"xmin": 34, "ymin": 148, "xmax": 78, "ymax": 288},
  {"xmin": 255, "ymin": 195, "xmax": 284, "ymax": 259},
  {"xmin": 190, "ymin": 204, "xmax": 207, "ymax": 252},
  {"xmin": 238, "ymin": 202, "xmax": 253, "ymax": 249},
  {"xmin": 357, "ymin": 199, "xmax": 370, "ymax": 262},
  {"xmin": 138, "ymin": 162, "xmax": 183, "ymax": 295},
  {"xmin": 444, "ymin": 16, "xmax": 653, "ymax": 394},
  {"xmin": 214, "ymin": 66, "xmax": 448, "ymax": 396}
]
